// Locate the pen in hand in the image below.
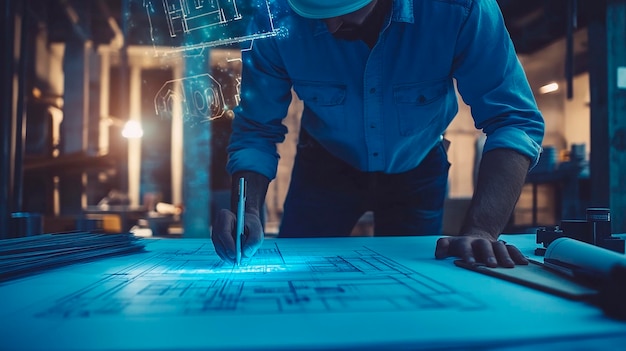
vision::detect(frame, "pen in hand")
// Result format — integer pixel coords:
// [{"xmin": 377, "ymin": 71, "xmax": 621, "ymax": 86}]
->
[{"xmin": 235, "ymin": 177, "xmax": 247, "ymax": 266}]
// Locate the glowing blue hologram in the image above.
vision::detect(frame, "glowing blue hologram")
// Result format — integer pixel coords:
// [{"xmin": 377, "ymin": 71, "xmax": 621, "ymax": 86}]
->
[
  {"xmin": 155, "ymin": 73, "xmax": 227, "ymax": 122},
  {"xmin": 239, "ymin": 39, "xmax": 254, "ymax": 52},
  {"xmin": 162, "ymin": 0, "xmax": 242, "ymax": 38},
  {"xmin": 226, "ymin": 57, "xmax": 243, "ymax": 104},
  {"xmin": 137, "ymin": 0, "xmax": 278, "ymax": 55},
  {"xmin": 166, "ymin": 264, "xmax": 289, "ymax": 275}
]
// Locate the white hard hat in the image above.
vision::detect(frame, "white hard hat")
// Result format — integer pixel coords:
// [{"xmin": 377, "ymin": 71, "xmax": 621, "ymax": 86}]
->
[{"xmin": 287, "ymin": 0, "xmax": 374, "ymax": 19}]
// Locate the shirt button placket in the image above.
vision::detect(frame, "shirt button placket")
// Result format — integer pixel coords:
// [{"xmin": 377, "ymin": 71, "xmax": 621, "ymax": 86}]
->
[
  {"xmin": 364, "ymin": 47, "xmax": 384, "ymax": 171},
  {"xmin": 367, "ymin": 87, "xmax": 380, "ymax": 164}
]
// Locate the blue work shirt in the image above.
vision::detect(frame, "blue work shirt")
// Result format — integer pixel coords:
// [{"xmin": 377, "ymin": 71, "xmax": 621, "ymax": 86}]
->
[{"xmin": 227, "ymin": 0, "xmax": 545, "ymax": 180}]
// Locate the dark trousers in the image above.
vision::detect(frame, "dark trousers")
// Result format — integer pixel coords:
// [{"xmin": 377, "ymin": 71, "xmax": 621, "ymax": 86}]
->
[{"xmin": 279, "ymin": 130, "xmax": 450, "ymax": 237}]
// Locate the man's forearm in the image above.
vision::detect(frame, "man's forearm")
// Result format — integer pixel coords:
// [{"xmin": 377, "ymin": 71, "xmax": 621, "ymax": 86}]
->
[{"xmin": 461, "ymin": 148, "xmax": 531, "ymax": 239}]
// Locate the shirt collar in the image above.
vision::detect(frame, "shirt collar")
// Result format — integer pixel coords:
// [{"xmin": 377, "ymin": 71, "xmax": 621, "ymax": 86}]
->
[{"xmin": 311, "ymin": 0, "xmax": 414, "ymax": 36}]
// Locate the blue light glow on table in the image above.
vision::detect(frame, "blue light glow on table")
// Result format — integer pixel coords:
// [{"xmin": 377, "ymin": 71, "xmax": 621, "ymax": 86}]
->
[{"xmin": 0, "ymin": 235, "xmax": 624, "ymax": 350}]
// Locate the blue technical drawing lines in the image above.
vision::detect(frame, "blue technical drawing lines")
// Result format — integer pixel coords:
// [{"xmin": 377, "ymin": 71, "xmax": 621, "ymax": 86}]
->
[
  {"xmin": 138, "ymin": 0, "xmax": 277, "ymax": 54},
  {"xmin": 162, "ymin": 0, "xmax": 242, "ymax": 37},
  {"xmin": 154, "ymin": 73, "xmax": 227, "ymax": 122},
  {"xmin": 35, "ymin": 241, "xmax": 485, "ymax": 319}
]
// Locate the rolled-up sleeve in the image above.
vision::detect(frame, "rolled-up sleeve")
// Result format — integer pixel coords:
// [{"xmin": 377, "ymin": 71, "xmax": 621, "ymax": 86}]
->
[
  {"xmin": 452, "ymin": 0, "xmax": 544, "ymax": 168},
  {"xmin": 226, "ymin": 33, "xmax": 292, "ymax": 180}
]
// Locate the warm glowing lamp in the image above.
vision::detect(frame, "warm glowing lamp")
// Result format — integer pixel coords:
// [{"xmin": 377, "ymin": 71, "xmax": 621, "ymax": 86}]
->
[
  {"xmin": 121, "ymin": 120, "xmax": 144, "ymax": 139},
  {"xmin": 539, "ymin": 82, "xmax": 559, "ymax": 94}
]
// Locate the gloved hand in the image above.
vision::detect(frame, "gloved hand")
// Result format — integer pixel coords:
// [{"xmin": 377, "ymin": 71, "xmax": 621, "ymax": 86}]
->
[
  {"xmin": 211, "ymin": 171, "xmax": 269, "ymax": 263},
  {"xmin": 212, "ymin": 209, "xmax": 264, "ymax": 263}
]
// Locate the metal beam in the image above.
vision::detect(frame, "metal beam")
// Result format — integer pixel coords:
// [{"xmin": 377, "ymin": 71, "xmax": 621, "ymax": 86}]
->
[
  {"xmin": 1, "ymin": 0, "xmax": 17, "ymax": 238},
  {"xmin": 588, "ymin": 0, "xmax": 626, "ymax": 233},
  {"xmin": 14, "ymin": 0, "xmax": 34, "ymax": 213},
  {"xmin": 588, "ymin": 1, "xmax": 610, "ymax": 209},
  {"xmin": 58, "ymin": 1, "xmax": 93, "ymax": 216},
  {"xmin": 606, "ymin": 0, "xmax": 626, "ymax": 232}
]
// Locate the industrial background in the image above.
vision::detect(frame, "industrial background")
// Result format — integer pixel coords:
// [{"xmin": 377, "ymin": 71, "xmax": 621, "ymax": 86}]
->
[{"xmin": 1, "ymin": 0, "xmax": 625, "ymax": 239}]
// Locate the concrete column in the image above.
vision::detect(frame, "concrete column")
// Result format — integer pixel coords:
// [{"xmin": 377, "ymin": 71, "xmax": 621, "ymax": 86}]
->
[
  {"xmin": 171, "ymin": 64, "xmax": 184, "ymax": 206},
  {"xmin": 59, "ymin": 37, "xmax": 89, "ymax": 216},
  {"xmin": 128, "ymin": 65, "xmax": 142, "ymax": 207},
  {"xmin": 182, "ymin": 53, "xmax": 211, "ymax": 238},
  {"xmin": 98, "ymin": 49, "xmax": 111, "ymax": 155},
  {"xmin": 588, "ymin": 0, "xmax": 626, "ymax": 232}
]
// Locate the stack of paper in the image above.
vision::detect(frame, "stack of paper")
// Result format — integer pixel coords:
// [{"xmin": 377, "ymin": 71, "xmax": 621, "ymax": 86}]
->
[{"xmin": 0, "ymin": 231, "xmax": 144, "ymax": 282}]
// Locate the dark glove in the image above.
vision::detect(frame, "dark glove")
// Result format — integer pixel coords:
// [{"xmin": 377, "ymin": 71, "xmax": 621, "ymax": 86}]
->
[{"xmin": 211, "ymin": 171, "xmax": 269, "ymax": 263}]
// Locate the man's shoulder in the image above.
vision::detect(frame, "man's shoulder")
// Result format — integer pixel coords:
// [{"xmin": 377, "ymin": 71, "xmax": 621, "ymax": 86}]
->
[
  {"xmin": 407, "ymin": 0, "xmax": 474, "ymax": 18},
  {"xmin": 414, "ymin": 0, "xmax": 501, "ymax": 15},
  {"xmin": 420, "ymin": 0, "xmax": 472, "ymax": 8}
]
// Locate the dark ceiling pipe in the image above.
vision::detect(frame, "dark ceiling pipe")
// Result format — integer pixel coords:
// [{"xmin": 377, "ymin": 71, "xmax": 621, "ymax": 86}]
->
[
  {"xmin": 117, "ymin": 0, "xmax": 131, "ymax": 195},
  {"xmin": 1, "ymin": 0, "xmax": 17, "ymax": 239}
]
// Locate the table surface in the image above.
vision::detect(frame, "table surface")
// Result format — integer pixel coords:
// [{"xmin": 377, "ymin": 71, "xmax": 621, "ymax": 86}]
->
[{"xmin": 1, "ymin": 234, "xmax": 625, "ymax": 351}]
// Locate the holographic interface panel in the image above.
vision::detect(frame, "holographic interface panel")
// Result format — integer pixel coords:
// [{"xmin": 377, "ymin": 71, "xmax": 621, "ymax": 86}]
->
[{"xmin": 135, "ymin": 0, "xmax": 277, "ymax": 54}]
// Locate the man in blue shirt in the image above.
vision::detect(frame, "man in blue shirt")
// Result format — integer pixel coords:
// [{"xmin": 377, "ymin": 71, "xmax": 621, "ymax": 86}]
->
[{"xmin": 212, "ymin": 0, "xmax": 545, "ymax": 267}]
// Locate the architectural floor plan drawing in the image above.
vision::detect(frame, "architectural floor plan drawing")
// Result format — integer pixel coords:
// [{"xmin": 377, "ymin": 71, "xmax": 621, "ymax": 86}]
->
[
  {"xmin": 138, "ymin": 0, "xmax": 278, "ymax": 54},
  {"xmin": 36, "ymin": 240, "xmax": 484, "ymax": 319},
  {"xmin": 3, "ymin": 236, "xmax": 626, "ymax": 351}
]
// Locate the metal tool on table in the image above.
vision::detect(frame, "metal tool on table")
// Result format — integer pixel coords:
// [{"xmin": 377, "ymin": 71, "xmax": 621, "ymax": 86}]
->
[{"xmin": 536, "ymin": 208, "xmax": 625, "ymax": 255}]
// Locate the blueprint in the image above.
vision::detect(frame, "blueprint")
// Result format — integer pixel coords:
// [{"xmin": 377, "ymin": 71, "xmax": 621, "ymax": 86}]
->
[
  {"xmin": 35, "ymin": 241, "xmax": 482, "ymax": 319},
  {"xmin": 133, "ymin": 0, "xmax": 278, "ymax": 54},
  {"xmin": 1, "ymin": 236, "xmax": 625, "ymax": 351}
]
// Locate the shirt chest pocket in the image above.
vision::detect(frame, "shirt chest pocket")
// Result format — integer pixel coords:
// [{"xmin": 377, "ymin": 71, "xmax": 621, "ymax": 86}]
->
[
  {"xmin": 393, "ymin": 79, "xmax": 450, "ymax": 136},
  {"xmin": 293, "ymin": 82, "xmax": 347, "ymax": 131}
]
